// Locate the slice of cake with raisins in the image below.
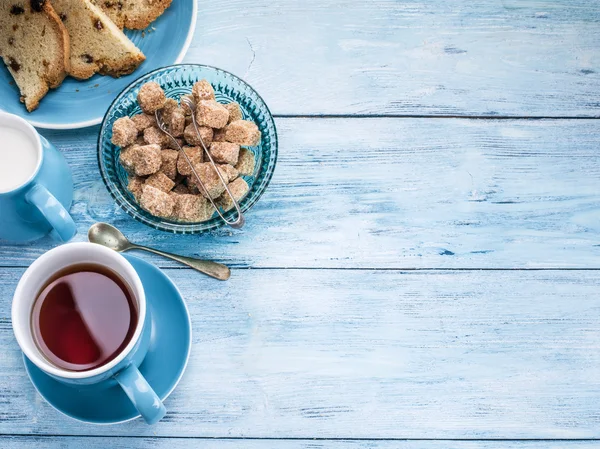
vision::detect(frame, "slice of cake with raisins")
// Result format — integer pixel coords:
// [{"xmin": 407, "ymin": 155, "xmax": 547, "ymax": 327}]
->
[
  {"xmin": 91, "ymin": 0, "xmax": 172, "ymax": 30},
  {"xmin": 0, "ymin": 0, "xmax": 70, "ymax": 111},
  {"xmin": 51, "ymin": 0, "xmax": 145, "ymax": 80}
]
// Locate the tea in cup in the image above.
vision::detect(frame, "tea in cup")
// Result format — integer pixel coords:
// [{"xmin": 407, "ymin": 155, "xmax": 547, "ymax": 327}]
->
[{"xmin": 12, "ymin": 242, "xmax": 166, "ymax": 424}]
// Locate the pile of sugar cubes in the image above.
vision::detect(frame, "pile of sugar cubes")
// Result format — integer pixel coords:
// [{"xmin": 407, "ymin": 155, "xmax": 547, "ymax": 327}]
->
[{"xmin": 111, "ymin": 80, "xmax": 259, "ymax": 222}]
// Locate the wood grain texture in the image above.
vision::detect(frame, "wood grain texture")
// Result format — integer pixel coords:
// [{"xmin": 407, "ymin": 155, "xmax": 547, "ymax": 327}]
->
[
  {"xmin": 1, "ymin": 119, "xmax": 599, "ymax": 269},
  {"xmin": 3, "ymin": 1, "xmax": 600, "ymax": 444},
  {"xmin": 185, "ymin": 0, "xmax": 600, "ymax": 116},
  {"xmin": 1, "ymin": 268, "xmax": 599, "ymax": 438},
  {"xmin": 2, "ymin": 436, "xmax": 600, "ymax": 449}
]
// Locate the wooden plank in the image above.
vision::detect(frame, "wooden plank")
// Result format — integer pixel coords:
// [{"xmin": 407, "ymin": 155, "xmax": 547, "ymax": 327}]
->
[
  {"xmin": 2, "ymin": 118, "xmax": 600, "ymax": 269},
  {"xmin": 1, "ymin": 268, "xmax": 599, "ymax": 438},
  {"xmin": 183, "ymin": 0, "xmax": 600, "ymax": 116},
  {"xmin": 2, "ymin": 436, "xmax": 599, "ymax": 449}
]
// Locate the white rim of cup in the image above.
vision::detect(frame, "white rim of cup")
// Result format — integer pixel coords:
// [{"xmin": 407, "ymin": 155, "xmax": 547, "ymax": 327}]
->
[
  {"xmin": 12, "ymin": 242, "xmax": 146, "ymax": 379},
  {"xmin": 0, "ymin": 111, "xmax": 42, "ymax": 194}
]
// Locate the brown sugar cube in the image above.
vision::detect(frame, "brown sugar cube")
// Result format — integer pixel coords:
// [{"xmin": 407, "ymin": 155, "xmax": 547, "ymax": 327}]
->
[
  {"xmin": 111, "ymin": 117, "xmax": 138, "ymax": 147},
  {"xmin": 135, "ymin": 144, "xmax": 163, "ymax": 176},
  {"xmin": 171, "ymin": 193, "xmax": 211, "ymax": 222},
  {"xmin": 145, "ymin": 172, "xmax": 175, "ymax": 193},
  {"xmin": 184, "ymin": 123, "xmax": 213, "ymax": 146},
  {"xmin": 137, "ymin": 82, "xmax": 166, "ymax": 114},
  {"xmin": 186, "ymin": 176, "xmax": 201, "ymax": 195},
  {"xmin": 195, "ymin": 100, "xmax": 229, "ymax": 129},
  {"xmin": 143, "ymin": 126, "xmax": 169, "ymax": 146},
  {"xmin": 192, "ymin": 79, "xmax": 215, "ymax": 103},
  {"xmin": 219, "ymin": 164, "xmax": 239, "ymax": 181},
  {"xmin": 184, "ymin": 198, "xmax": 215, "ymax": 222},
  {"xmin": 235, "ymin": 148, "xmax": 256, "ymax": 176},
  {"xmin": 188, "ymin": 163, "xmax": 230, "ymax": 199},
  {"xmin": 203, "ymin": 202, "xmax": 216, "ymax": 221},
  {"xmin": 181, "ymin": 97, "xmax": 196, "ymax": 121},
  {"xmin": 127, "ymin": 176, "xmax": 145, "ymax": 201},
  {"xmin": 209, "ymin": 142, "xmax": 240, "ymax": 165},
  {"xmin": 164, "ymin": 137, "xmax": 184, "ymax": 150},
  {"xmin": 172, "ymin": 183, "xmax": 190, "ymax": 194},
  {"xmin": 216, "ymin": 178, "xmax": 250, "ymax": 211},
  {"xmin": 159, "ymin": 98, "xmax": 179, "ymax": 127},
  {"xmin": 163, "ymin": 98, "xmax": 178, "ymax": 113},
  {"xmin": 224, "ymin": 102, "xmax": 243, "ymax": 123},
  {"xmin": 120, "ymin": 144, "xmax": 162, "ymax": 176},
  {"xmin": 212, "ymin": 163, "xmax": 231, "ymax": 183},
  {"xmin": 185, "ymin": 179, "xmax": 216, "ymax": 206},
  {"xmin": 186, "ymin": 162, "xmax": 229, "ymax": 198},
  {"xmin": 180, "ymin": 94, "xmax": 195, "ymax": 114},
  {"xmin": 131, "ymin": 113, "xmax": 155, "ymax": 133},
  {"xmin": 212, "ymin": 127, "xmax": 227, "ymax": 142},
  {"xmin": 160, "ymin": 149, "xmax": 179, "ymax": 180},
  {"xmin": 225, "ymin": 120, "xmax": 261, "ymax": 146},
  {"xmin": 177, "ymin": 146, "xmax": 203, "ymax": 176},
  {"xmin": 164, "ymin": 137, "xmax": 184, "ymax": 151},
  {"xmin": 119, "ymin": 144, "xmax": 139, "ymax": 173},
  {"xmin": 170, "ymin": 108, "xmax": 186, "ymax": 137},
  {"xmin": 139, "ymin": 185, "xmax": 175, "ymax": 218}
]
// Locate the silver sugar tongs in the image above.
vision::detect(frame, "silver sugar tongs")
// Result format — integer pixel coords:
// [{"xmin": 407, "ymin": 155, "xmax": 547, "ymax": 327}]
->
[{"xmin": 155, "ymin": 97, "xmax": 245, "ymax": 229}]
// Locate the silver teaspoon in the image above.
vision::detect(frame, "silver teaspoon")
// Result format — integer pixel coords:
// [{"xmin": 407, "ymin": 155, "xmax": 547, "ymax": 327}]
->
[{"xmin": 88, "ymin": 222, "xmax": 230, "ymax": 281}]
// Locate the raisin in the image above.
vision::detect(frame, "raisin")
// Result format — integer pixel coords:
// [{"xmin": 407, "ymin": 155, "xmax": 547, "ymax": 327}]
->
[
  {"xmin": 9, "ymin": 58, "xmax": 21, "ymax": 72},
  {"xmin": 82, "ymin": 54, "xmax": 94, "ymax": 63},
  {"xmin": 8, "ymin": 37, "xmax": 15, "ymax": 46},
  {"xmin": 103, "ymin": 1, "xmax": 122, "ymax": 8},
  {"xmin": 10, "ymin": 5, "xmax": 25, "ymax": 14},
  {"xmin": 30, "ymin": 0, "xmax": 45, "ymax": 12},
  {"xmin": 94, "ymin": 19, "xmax": 103, "ymax": 30},
  {"xmin": 13, "ymin": 24, "xmax": 19, "ymax": 31},
  {"xmin": 59, "ymin": 13, "xmax": 67, "ymax": 21}
]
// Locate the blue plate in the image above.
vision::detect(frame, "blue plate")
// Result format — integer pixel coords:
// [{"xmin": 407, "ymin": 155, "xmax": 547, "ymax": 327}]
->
[
  {"xmin": 23, "ymin": 254, "xmax": 191, "ymax": 424},
  {"xmin": 0, "ymin": 1, "xmax": 196, "ymax": 129}
]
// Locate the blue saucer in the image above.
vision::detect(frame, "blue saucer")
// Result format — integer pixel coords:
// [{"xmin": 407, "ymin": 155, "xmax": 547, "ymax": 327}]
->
[{"xmin": 23, "ymin": 254, "xmax": 191, "ymax": 424}]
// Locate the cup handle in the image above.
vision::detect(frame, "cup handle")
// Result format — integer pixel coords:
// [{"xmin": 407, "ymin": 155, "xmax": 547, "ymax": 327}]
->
[
  {"xmin": 114, "ymin": 364, "xmax": 166, "ymax": 424},
  {"xmin": 25, "ymin": 183, "xmax": 76, "ymax": 242}
]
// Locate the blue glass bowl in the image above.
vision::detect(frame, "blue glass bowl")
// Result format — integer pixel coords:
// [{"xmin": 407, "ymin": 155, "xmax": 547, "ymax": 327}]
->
[{"xmin": 98, "ymin": 64, "xmax": 278, "ymax": 234}]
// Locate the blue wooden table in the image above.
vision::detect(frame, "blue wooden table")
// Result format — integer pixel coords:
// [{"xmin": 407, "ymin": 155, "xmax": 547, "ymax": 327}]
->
[{"xmin": 2, "ymin": 0, "xmax": 600, "ymax": 447}]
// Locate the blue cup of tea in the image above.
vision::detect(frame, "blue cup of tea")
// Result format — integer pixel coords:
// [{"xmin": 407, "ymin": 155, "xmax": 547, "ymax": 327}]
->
[
  {"xmin": 0, "ymin": 111, "xmax": 76, "ymax": 242},
  {"xmin": 12, "ymin": 242, "xmax": 166, "ymax": 424}
]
